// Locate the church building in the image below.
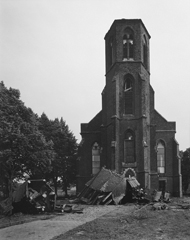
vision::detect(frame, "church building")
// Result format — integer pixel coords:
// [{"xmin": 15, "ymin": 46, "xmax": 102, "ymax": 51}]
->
[{"xmin": 77, "ymin": 19, "xmax": 182, "ymax": 197}]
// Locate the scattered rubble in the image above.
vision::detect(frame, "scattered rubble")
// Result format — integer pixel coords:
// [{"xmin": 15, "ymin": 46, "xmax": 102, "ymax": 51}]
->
[
  {"xmin": 152, "ymin": 202, "xmax": 169, "ymax": 210},
  {"xmin": 152, "ymin": 190, "xmax": 170, "ymax": 203},
  {"xmin": 77, "ymin": 168, "xmax": 141, "ymax": 205},
  {"xmin": 1, "ymin": 169, "xmax": 190, "ymax": 218},
  {"xmin": 54, "ymin": 204, "xmax": 84, "ymax": 214},
  {"xmin": 0, "ymin": 179, "xmax": 55, "ymax": 215},
  {"xmin": 177, "ymin": 203, "xmax": 190, "ymax": 209}
]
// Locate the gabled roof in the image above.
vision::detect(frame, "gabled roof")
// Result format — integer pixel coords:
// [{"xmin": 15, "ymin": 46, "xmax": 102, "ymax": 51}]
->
[
  {"xmin": 154, "ymin": 109, "xmax": 176, "ymax": 131},
  {"xmin": 154, "ymin": 109, "xmax": 168, "ymax": 123},
  {"xmin": 81, "ymin": 110, "xmax": 102, "ymax": 133}
]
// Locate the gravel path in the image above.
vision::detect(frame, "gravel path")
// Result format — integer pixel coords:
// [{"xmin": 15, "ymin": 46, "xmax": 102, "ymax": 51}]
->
[{"xmin": 0, "ymin": 205, "xmax": 119, "ymax": 240}]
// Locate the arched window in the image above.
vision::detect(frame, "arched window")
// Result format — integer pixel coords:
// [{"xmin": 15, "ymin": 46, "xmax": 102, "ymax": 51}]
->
[
  {"xmin": 92, "ymin": 142, "xmax": 100, "ymax": 174},
  {"xmin": 124, "ymin": 130, "xmax": 135, "ymax": 163},
  {"xmin": 157, "ymin": 141, "xmax": 165, "ymax": 173},
  {"xmin": 143, "ymin": 36, "xmax": 148, "ymax": 69},
  {"xmin": 124, "ymin": 75, "xmax": 133, "ymax": 114},
  {"xmin": 123, "ymin": 28, "xmax": 134, "ymax": 60}
]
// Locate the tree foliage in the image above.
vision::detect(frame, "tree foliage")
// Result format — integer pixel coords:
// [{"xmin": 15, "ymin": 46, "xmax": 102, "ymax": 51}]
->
[
  {"xmin": 39, "ymin": 114, "xmax": 78, "ymax": 196},
  {"xmin": 0, "ymin": 81, "xmax": 78, "ymax": 202},
  {"xmin": 0, "ymin": 82, "xmax": 54, "ymax": 198}
]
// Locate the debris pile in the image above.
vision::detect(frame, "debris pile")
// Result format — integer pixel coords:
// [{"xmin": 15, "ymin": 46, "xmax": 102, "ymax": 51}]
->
[
  {"xmin": 152, "ymin": 190, "xmax": 171, "ymax": 203},
  {"xmin": 152, "ymin": 202, "xmax": 169, "ymax": 210},
  {"xmin": 77, "ymin": 168, "xmax": 141, "ymax": 205},
  {"xmin": 0, "ymin": 179, "xmax": 55, "ymax": 215},
  {"xmin": 55, "ymin": 204, "xmax": 84, "ymax": 214},
  {"xmin": 2, "ymin": 168, "xmax": 189, "ymax": 217}
]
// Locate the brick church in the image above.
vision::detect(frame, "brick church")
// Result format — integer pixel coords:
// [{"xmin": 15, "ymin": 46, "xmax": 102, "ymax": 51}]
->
[{"xmin": 77, "ymin": 19, "xmax": 182, "ymax": 197}]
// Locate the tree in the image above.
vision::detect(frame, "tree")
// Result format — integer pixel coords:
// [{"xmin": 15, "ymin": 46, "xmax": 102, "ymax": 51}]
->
[
  {"xmin": 38, "ymin": 114, "xmax": 61, "ymax": 195},
  {"xmin": 0, "ymin": 82, "xmax": 54, "ymax": 203},
  {"xmin": 59, "ymin": 118, "xmax": 77, "ymax": 197},
  {"xmin": 39, "ymin": 115, "xmax": 78, "ymax": 196},
  {"xmin": 181, "ymin": 148, "xmax": 190, "ymax": 193}
]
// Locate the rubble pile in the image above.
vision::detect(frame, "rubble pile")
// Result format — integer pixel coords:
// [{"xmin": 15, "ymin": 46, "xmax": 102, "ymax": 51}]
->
[
  {"xmin": 1, "ymin": 168, "xmax": 190, "ymax": 217},
  {"xmin": 77, "ymin": 168, "xmax": 140, "ymax": 205},
  {"xmin": 0, "ymin": 179, "xmax": 55, "ymax": 215}
]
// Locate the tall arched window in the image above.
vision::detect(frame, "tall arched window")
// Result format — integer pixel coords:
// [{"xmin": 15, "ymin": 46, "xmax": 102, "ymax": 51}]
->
[
  {"xmin": 124, "ymin": 130, "xmax": 135, "ymax": 163},
  {"xmin": 92, "ymin": 142, "xmax": 100, "ymax": 174},
  {"xmin": 123, "ymin": 28, "xmax": 134, "ymax": 60},
  {"xmin": 124, "ymin": 75, "xmax": 133, "ymax": 114},
  {"xmin": 143, "ymin": 35, "xmax": 148, "ymax": 69},
  {"xmin": 157, "ymin": 141, "xmax": 165, "ymax": 173}
]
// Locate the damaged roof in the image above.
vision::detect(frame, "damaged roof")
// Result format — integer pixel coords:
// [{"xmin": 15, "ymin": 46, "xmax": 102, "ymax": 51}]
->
[
  {"xmin": 79, "ymin": 168, "xmax": 125, "ymax": 204},
  {"xmin": 86, "ymin": 168, "xmax": 139, "ymax": 191},
  {"xmin": 82, "ymin": 168, "xmax": 140, "ymax": 204}
]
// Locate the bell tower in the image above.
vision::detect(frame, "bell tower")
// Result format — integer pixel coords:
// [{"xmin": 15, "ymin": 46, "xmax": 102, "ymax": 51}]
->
[
  {"xmin": 102, "ymin": 19, "xmax": 151, "ymax": 188},
  {"xmin": 78, "ymin": 19, "xmax": 181, "ymax": 197},
  {"xmin": 105, "ymin": 19, "xmax": 150, "ymax": 76}
]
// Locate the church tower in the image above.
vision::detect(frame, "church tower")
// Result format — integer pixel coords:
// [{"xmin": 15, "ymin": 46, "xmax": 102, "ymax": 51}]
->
[
  {"xmin": 78, "ymin": 19, "xmax": 182, "ymax": 197},
  {"xmin": 102, "ymin": 19, "xmax": 151, "ymax": 188}
]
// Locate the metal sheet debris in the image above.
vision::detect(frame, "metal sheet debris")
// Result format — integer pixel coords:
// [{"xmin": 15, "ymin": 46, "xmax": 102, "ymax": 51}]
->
[{"xmin": 77, "ymin": 168, "xmax": 140, "ymax": 205}]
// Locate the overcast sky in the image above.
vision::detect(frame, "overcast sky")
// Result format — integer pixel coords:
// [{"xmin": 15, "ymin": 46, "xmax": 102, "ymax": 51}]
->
[{"xmin": 1, "ymin": 0, "xmax": 190, "ymax": 151}]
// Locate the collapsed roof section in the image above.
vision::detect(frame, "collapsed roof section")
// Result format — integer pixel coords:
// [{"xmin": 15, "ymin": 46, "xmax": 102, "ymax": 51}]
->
[{"xmin": 78, "ymin": 168, "xmax": 140, "ymax": 205}]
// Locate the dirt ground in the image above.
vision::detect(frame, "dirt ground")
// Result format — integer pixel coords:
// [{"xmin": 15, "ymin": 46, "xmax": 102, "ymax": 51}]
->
[
  {"xmin": 0, "ymin": 205, "xmax": 121, "ymax": 240},
  {"xmin": 0, "ymin": 212, "xmax": 56, "ymax": 229},
  {"xmin": 1, "ymin": 198, "xmax": 190, "ymax": 240},
  {"xmin": 53, "ymin": 200, "xmax": 190, "ymax": 240}
]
